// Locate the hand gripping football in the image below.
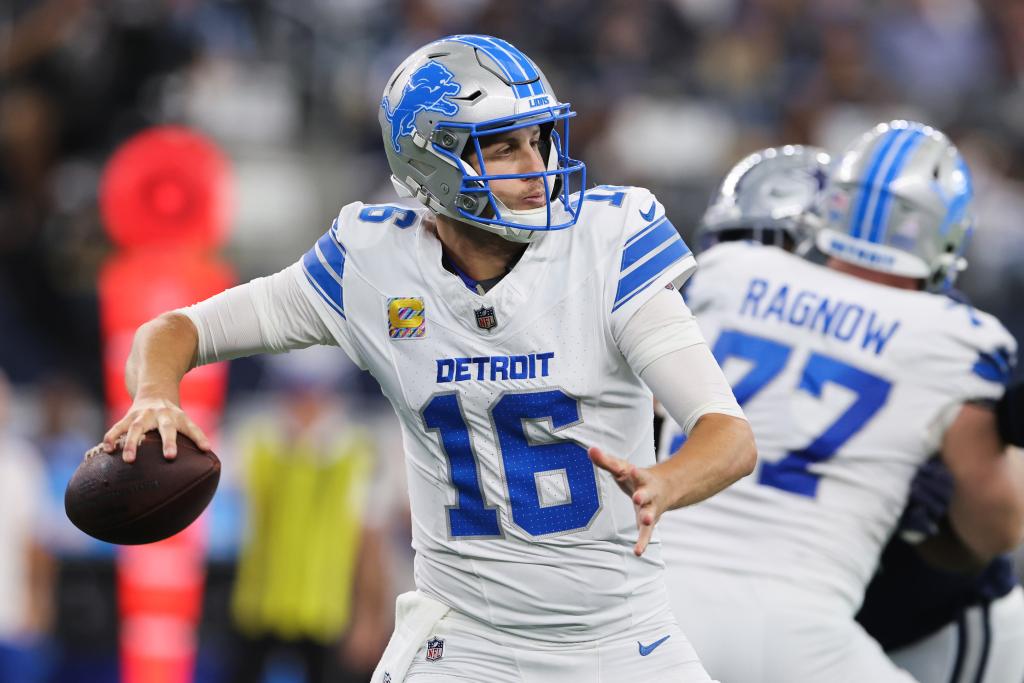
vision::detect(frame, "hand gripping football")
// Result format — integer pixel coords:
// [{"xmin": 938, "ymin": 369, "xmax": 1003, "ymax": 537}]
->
[{"xmin": 65, "ymin": 431, "xmax": 220, "ymax": 545}]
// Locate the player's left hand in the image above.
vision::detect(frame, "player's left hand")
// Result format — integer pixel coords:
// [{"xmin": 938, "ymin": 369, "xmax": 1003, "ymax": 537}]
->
[{"xmin": 588, "ymin": 445, "xmax": 669, "ymax": 556}]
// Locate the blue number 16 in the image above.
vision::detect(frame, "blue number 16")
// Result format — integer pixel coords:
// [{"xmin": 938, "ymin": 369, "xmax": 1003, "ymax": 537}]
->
[
  {"xmin": 711, "ymin": 329, "xmax": 892, "ymax": 498},
  {"xmin": 422, "ymin": 389, "xmax": 600, "ymax": 538}
]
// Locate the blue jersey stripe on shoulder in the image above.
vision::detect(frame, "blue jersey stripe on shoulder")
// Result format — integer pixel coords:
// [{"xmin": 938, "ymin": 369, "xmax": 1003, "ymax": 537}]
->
[
  {"xmin": 302, "ymin": 247, "xmax": 345, "ymax": 318},
  {"xmin": 613, "ymin": 238, "xmax": 691, "ymax": 312},
  {"xmin": 624, "ymin": 215, "xmax": 665, "ymax": 248},
  {"xmin": 621, "ymin": 218, "xmax": 678, "ymax": 272},
  {"xmin": 316, "ymin": 231, "xmax": 346, "ymax": 278},
  {"xmin": 328, "ymin": 218, "xmax": 347, "ymax": 253},
  {"xmin": 303, "ymin": 269, "xmax": 346, "ymax": 319},
  {"xmin": 972, "ymin": 349, "xmax": 1013, "ymax": 384}
]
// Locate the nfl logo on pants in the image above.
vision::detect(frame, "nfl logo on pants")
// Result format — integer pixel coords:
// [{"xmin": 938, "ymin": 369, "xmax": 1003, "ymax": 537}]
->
[{"xmin": 425, "ymin": 636, "xmax": 445, "ymax": 662}]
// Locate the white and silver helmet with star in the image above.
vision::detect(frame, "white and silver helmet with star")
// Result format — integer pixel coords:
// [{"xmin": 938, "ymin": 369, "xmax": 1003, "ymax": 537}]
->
[{"xmin": 697, "ymin": 145, "xmax": 831, "ymax": 252}]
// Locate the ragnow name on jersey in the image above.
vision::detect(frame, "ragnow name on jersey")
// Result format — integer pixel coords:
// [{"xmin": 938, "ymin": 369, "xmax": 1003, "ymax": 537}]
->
[
  {"xmin": 661, "ymin": 240, "xmax": 1015, "ymax": 612},
  {"xmin": 737, "ymin": 277, "xmax": 901, "ymax": 356}
]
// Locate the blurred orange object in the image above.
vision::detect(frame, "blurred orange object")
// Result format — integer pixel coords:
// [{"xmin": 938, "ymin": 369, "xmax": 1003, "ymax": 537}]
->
[
  {"xmin": 100, "ymin": 126, "xmax": 232, "ymax": 250},
  {"xmin": 99, "ymin": 126, "xmax": 234, "ymax": 683},
  {"xmin": 98, "ymin": 248, "xmax": 234, "ymax": 421}
]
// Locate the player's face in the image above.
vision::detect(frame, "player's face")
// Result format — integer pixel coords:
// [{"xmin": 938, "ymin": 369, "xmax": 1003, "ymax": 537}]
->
[{"xmin": 467, "ymin": 125, "xmax": 547, "ymax": 211}]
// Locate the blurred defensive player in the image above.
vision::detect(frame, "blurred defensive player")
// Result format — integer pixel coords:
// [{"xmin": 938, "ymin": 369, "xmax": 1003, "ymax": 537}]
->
[
  {"xmin": 659, "ymin": 122, "xmax": 1024, "ymax": 682},
  {"xmin": 100, "ymin": 35, "xmax": 755, "ymax": 682}
]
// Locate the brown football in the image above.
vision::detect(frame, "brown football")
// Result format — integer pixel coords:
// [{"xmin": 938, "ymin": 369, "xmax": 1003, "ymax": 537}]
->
[{"xmin": 65, "ymin": 431, "xmax": 220, "ymax": 545}]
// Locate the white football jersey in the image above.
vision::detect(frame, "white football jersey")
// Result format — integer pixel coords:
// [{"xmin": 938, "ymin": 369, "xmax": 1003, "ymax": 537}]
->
[
  {"xmin": 294, "ymin": 186, "xmax": 696, "ymax": 641},
  {"xmin": 659, "ymin": 241, "xmax": 1016, "ymax": 613}
]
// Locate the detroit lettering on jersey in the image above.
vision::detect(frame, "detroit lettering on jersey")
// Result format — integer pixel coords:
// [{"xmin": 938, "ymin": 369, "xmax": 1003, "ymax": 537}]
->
[
  {"xmin": 740, "ymin": 278, "xmax": 901, "ymax": 356},
  {"xmin": 436, "ymin": 352, "xmax": 555, "ymax": 383}
]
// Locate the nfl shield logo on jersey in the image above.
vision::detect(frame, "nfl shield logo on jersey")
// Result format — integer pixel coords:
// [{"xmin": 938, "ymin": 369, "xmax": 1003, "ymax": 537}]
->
[
  {"xmin": 425, "ymin": 636, "xmax": 444, "ymax": 662},
  {"xmin": 475, "ymin": 306, "xmax": 498, "ymax": 331}
]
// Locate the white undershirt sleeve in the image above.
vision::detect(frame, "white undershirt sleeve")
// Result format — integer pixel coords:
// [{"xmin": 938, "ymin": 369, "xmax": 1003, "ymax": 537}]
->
[
  {"xmin": 615, "ymin": 286, "xmax": 746, "ymax": 434},
  {"xmin": 177, "ymin": 262, "xmax": 336, "ymax": 366}
]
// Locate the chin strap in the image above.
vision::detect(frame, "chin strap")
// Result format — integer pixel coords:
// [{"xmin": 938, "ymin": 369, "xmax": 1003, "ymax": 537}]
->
[
  {"xmin": 392, "ymin": 165, "xmax": 561, "ymax": 243},
  {"xmin": 489, "ymin": 195, "xmax": 552, "ymax": 228},
  {"xmin": 451, "ymin": 150, "xmax": 561, "ymax": 232}
]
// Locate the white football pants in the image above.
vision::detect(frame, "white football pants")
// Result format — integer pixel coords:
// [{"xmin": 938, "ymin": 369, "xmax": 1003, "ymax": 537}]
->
[
  {"xmin": 666, "ymin": 565, "xmax": 917, "ymax": 683},
  {"xmin": 379, "ymin": 591, "xmax": 716, "ymax": 682},
  {"xmin": 888, "ymin": 585, "xmax": 1024, "ymax": 683}
]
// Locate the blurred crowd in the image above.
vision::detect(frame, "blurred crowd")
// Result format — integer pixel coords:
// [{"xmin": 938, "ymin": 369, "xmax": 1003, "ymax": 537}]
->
[
  {"xmin": 5, "ymin": 0, "xmax": 1024, "ymax": 385},
  {"xmin": 3, "ymin": 0, "xmax": 1024, "ymax": 681}
]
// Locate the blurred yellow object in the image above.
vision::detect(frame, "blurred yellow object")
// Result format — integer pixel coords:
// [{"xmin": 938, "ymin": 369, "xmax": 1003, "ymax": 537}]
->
[{"xmin": 231, "ymin": 425, "xmax": 373, "ymax": 642}]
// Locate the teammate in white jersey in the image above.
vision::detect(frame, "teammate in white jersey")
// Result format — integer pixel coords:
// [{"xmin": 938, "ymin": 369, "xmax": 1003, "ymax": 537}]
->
[
  {"xmin": 659, "ymin": 122, "xmax": 1024, "ymax": 683},
  {"xmin": 100, "ymin": 35, "xmax": 756, "ymax": 682}
]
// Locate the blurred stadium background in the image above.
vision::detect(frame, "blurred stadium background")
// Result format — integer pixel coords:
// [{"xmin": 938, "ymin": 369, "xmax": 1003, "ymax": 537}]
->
[{"xmin": 2, "ymin": 0, "xmax": 1024, "ymax": 682}]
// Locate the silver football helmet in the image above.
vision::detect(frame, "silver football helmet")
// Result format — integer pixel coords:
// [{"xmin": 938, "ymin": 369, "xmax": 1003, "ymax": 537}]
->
[
  {"xmin": 817, "ymin": 120, "xmax": 974, "ymax": 291},
  {"xmin": 379, "ymin": 35, "xmax": 586, "ymax": 243},
  {"xmin": 697, "ymin": 145, "xmax": 831, "ymax": 252}
]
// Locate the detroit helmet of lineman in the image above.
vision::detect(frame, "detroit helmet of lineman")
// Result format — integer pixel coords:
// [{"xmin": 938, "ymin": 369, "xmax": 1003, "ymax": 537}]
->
[
  {"xmin": 817, "ymin": 120, "xmax": 974, "ymax": 291},
  {"xmin": 379, "ymin": 35, "xmax": 586, "ymax": 243},
  {"xmin": 697, "ymin": 145, "xmax": 831, "ymax": 253}
]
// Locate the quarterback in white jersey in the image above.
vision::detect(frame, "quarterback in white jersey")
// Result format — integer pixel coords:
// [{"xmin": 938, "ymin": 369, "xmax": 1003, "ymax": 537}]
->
[
  {"xmin": 659, "ymin": 123, "xmax": 1024, "ymax": 683},
  {"xmin": 101, "ymin": 35, "xmax": 755, "ymax": 682}
]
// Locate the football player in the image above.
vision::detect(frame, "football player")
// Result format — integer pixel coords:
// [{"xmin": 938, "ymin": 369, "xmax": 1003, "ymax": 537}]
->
[
  {"xmin": 100, "ymin": 35, "xmax": 756, "ymax": 682},
  {"xmin": 665, "ymin": 140, "xmax": 1024, "ymax": 682},
  {"xmin": 658, "ymin": 121, "xmax": 1024, "ymax": 682}
]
